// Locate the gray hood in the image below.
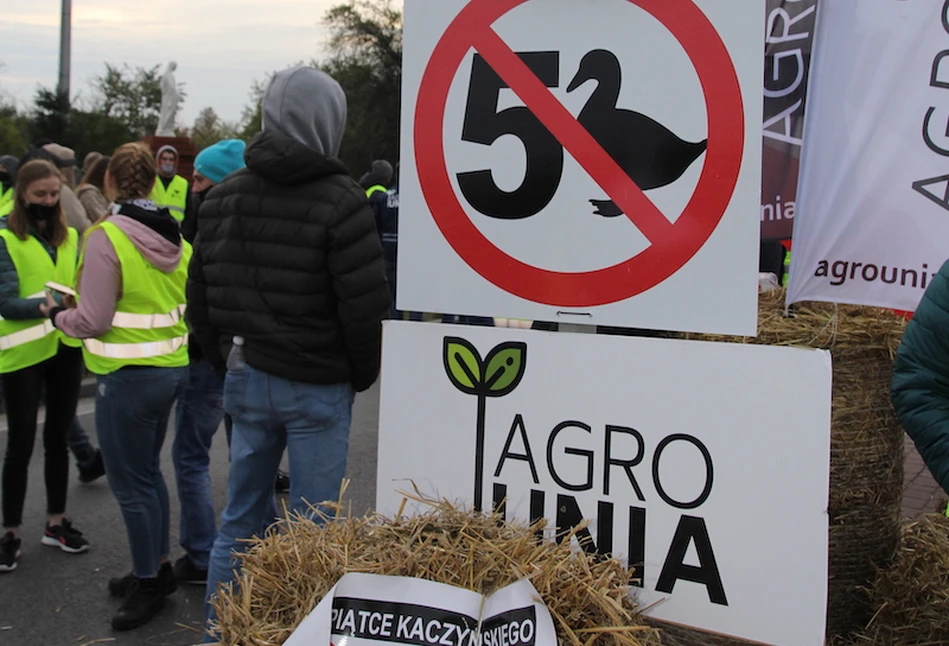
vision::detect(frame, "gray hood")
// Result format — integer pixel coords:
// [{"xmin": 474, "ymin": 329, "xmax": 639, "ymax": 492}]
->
[{"xmin": 262, "ymin": 66, "xmax": 347, "ymax": 158}]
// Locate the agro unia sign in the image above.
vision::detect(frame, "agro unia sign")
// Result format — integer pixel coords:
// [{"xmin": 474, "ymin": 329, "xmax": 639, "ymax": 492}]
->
[
  {"xmin": 376, "ymin": 321, "xmax": 833, "ymax": 646},
  {"xmin": 787, "ymin": 0, "xmax": 949, "ymax": 310}
]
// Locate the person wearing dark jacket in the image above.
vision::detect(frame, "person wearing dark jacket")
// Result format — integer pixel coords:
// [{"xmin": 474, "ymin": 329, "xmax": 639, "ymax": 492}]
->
[
  {"xmin": 892, "ymin": 259, "xmax": 949, "ymax": 508},
  {"xmin": 189, "ymin": 65, "xmax": 389, "ymax": 638},
  {"xmin": 170, "ymin": 139, "xmax": 251, "ymax": 588}
]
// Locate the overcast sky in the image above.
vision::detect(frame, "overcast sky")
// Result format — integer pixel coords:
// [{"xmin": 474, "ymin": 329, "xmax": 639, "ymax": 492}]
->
[{"xmin": 0, "ymin": 0, "xmax": 352, "ymax": 127}]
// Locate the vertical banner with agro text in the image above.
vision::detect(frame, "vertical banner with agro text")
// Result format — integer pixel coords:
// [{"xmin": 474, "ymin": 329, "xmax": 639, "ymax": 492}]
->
[
  {"xmin": 376, "ymin": 321, "xmax": 833, "ymax": 646},
  {"xmin": 787, "ymin": 0, "xmax": 949, "ymax": 310},
  {"xmin": 760, "ymin": 0, "xmax": 818, "ymax": 241}
]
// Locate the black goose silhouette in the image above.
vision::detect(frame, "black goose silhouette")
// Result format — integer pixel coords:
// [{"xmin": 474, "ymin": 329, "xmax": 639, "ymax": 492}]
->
[{"xmin": 567, "ymin": 49, "xmax": 708, "ymax": 217}]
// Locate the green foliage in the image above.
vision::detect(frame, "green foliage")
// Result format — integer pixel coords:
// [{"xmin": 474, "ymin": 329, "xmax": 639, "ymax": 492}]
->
[
  {"xmin": 31, "ymin": 88, "xmax": 70, "ymax": 144},
  {"xmin": 0, "ymin": 106, "xmax": 29, "ymax": 157},
  {"xmin": 322, "ymin": 0, "xmax": 402, "ymax": 175},
  {"xmin": 190, "ymin": 107, "xmax": 240, "ymax": 151},
  {"xmin": 91, "ymin": 63, "xmax": 184, "ymax": 139}
]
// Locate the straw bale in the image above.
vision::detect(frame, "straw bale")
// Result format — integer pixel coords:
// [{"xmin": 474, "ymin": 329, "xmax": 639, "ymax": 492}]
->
[
  {"xmin": 679, "ymin": 291, "xmax": 908, "ymax": 641},
  {"xmin": 851, "ymin": 513, "xmax": 949, "ymax": 645},
  {"xmin": 211, "ymin": 494, "xmax": 663, "ymax": 646}
]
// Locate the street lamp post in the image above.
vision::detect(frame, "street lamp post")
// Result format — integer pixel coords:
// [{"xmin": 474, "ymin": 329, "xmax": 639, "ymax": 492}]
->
[{"xmin": 58, "ymin": 0, "xmax": 72, "ymax": 101}]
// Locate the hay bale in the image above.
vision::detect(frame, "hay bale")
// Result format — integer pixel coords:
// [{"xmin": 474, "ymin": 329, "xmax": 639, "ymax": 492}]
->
[
  {"xmin": 857, "ymin": 514, "xmax": 949, "ymax": 645},
  {"xmin": 680, "ymin": 290, "xmax": 907, "ymax": 641},
  {"xmin": 211, "ymin": 495, "xmax": 663, "ymax": 646}
]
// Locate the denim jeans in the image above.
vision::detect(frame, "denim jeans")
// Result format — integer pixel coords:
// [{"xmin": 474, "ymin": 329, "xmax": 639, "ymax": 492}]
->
[
  {"xmin": 67, "ymin": 418, "xmax": 98, "ymax": 469},
  {"xmin": 204, "ymin": 364, "xmax": 353, "ymax": 638},
  {"xmin": 96, "ymin": 366, "xmax": 187, "ymax": 579},
  {"xmin": 173, "ymin": 360, "xmax": 224, "ymax": 570}
]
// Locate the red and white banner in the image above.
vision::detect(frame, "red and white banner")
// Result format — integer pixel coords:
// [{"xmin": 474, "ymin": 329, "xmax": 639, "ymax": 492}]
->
[{"xmin": 787, "ymin": 0, "xmax": 949, "ymax": 310}]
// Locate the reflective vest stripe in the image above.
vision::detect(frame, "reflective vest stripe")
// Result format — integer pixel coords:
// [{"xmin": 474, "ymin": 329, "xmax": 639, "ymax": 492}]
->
[
  {"xmin": 366, "ymin": 185, "xmax": 387, "ymax": 198},
  {"xmin": 0, "ymin": 320, "xmax": 55, "ymax": 351},
  {"xmin": 110, "ymin": 304, "xmax": 186, "ymax": 330},
  {"xmin": 83, "ymin": 334, "xmax": 188, "ymax": 360}
]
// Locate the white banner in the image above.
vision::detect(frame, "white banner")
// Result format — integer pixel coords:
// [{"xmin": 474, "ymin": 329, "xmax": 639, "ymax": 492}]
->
[
  {"xmin": 787, "ymin": 0, "xmax": 949, "ymax": 310},
  {"xmin": 284, "ymin": 573, "xmax": 557, "ymax": 646},
  {"xmin": 376, "ymin": 321, "xmax": 832, "ymax": 646}
]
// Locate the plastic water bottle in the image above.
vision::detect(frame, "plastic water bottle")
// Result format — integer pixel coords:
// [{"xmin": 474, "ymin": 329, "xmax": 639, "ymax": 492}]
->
[{"xmin": 226, "ymin": 336, "xmax": 246, "ymax": 371}]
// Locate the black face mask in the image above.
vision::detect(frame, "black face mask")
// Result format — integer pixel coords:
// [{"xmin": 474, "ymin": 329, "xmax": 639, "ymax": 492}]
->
[{"xmin": 25, "ymin": 202, "xmax": 59, "ymax": 221}]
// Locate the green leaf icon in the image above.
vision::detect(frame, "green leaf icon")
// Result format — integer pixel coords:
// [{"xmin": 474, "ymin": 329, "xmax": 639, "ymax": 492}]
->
[
  {"xmin": 483, "ymin": 342, "xmax": 527, "ymax": 397},
  {"xmin": 443, "ymin": 337, "xmax": 483, "ymax": 395}
]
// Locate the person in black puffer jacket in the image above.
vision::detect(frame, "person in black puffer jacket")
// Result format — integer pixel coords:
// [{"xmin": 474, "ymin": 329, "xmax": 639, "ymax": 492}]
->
[{"xmin": 188, "ymin": 65, "xmax": 389, "ymax": 635}]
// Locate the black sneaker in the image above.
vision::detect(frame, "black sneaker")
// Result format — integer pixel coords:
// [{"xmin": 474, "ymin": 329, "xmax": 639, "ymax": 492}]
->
[
  {"xmin": 109, "ymin": 561, "xmax": 177, "ymax": 598},
  {"xmin": 0, "ymin": 532, "xmax": 21, "ymax": 573},
  {"xmin": 172, "ymin": 555, "xmax": 208, "ymax": 585},
  {"xmin": 78, "ymin": 451, "xmax": 106, "ymax": 484},
  {"xmin": 275, "ymin": 469, "xmax": 290, "ymax": 493},
  {"xmin": 111, "ymin": 576, "xmax": 166, "ymax": 631},
  {"xmin": 41, "ymin": 518, "xmax": 89, "ymax": 554}
]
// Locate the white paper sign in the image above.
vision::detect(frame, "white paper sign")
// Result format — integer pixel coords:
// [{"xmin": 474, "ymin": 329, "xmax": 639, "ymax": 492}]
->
[
  {"xmin": 283, "ymin": 573, "xmax": 557, "ymax": 646},
  {"xmin": 787, "ymin": 0, "xmax": 949, "ymax": 310},
  {"xmin": 397, "ymin": 0, "xmax": 764, "ymax": 335},
  {"xmin": 376, "ymin": 321, "xmax": 832, "ymax": 646}
]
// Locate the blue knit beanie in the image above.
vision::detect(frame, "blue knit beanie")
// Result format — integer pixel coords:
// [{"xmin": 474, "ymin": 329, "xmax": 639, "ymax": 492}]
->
[{"xmin": 193, "ymin": 139, "xmax": 246, "ymax": 184}]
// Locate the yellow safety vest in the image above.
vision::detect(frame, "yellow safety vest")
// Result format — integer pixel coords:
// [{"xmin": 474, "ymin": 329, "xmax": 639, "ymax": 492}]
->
[
  {"xmin": 149, "ymin": 175, "xmax": 189, "ymax": 223},
  {"xmin": 366, "ymin": 185, "xmax": 387, "ymax": 199},
  {"xmin": 0, "ymin": 188, "xmax": 13, "ymax": 218},
  {"xmin": 0, "ymin": 227, "xmax": 79, "ymax": 374},
  {"xmin": 782, "ymin": 250, "xmax": 792, "ymax": 287},
  {"xmin": 78, "ymin": 221, "xmax": 191, "ymax": 375}
]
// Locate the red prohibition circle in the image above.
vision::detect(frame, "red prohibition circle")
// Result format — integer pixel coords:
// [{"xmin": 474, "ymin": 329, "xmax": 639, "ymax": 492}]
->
[{"xmin": 414, "ymin": 0, "xmax": 745, "ymax": 307}]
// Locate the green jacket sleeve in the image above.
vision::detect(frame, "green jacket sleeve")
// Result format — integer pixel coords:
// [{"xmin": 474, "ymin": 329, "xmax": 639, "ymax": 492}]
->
[
  {"xmin": 0, "ymin": 235, "xmax": 47, "ymax": 321},
  {"xmin": 892, "ymin": 260, "xmax": 949, "ymax": 495}
]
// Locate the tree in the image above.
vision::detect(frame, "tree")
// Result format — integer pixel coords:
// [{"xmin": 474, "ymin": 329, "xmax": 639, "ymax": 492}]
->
[
  {"xmin": 31, "ymin": 87, "xmax": 70, "ymax": 144},
  {"xmin": 190, "ymin": 107, "xmax": 240, "ymax": 151},
  {"xmin": 91, "ymin": 63, "xmax": 185, "ymax": 138},
  {"xmin": 0, "ymin": 106, "xmax": 29, "ymax": 157},
  {"xmin": 321, "ymin": 0, "xmax": 402, "ymax": 174},
  {"xmin": 238, "ymin": 77, "xmax": 269, "ymax": 142}
]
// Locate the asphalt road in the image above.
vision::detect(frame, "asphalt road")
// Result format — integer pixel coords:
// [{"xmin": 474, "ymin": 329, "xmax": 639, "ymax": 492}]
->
[{"xmin": 0, "ymin": 382, "xmax": 382, "ymax": 646}]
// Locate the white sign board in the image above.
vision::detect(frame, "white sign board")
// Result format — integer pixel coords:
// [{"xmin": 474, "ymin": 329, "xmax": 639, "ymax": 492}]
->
[
  {"xmin": 397, "ymin": 0, "xmax": 764, "ymax": 336},
  {"xmin": 284, "ymin": 573, "xmax": 557, "ymax": 646},
  {"xmin": 787, "ymin": 0, "xmax": 949, "ymax": 310},
  {"xmin": 377, "ymin": 321, "xmax": 831, "ymax": 646}
]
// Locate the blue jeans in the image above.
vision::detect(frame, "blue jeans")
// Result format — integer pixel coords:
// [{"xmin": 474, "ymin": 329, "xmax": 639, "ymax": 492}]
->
[
  {"xmin": 174, "ymin": 362, "xmax": 277, "ymax": 571},
  {"xmin": 173, "ymin": 360, "xmax": 224, "ymax": 570},
  {"xmin": 67, "ymin": 417, "xmax": 98, "ymax": 469},
  {"xmin": 96, "ymin": 366, "xmax": 187, "ymax": 579},
  {"xmin": 204, "ymin": 365, "xmax": 353, "ymax": 638}
]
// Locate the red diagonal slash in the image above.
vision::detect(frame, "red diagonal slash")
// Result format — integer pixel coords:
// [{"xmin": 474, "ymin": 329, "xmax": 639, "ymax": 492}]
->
[{"xmin": 470, "ymin": 24, "xmax": 676, "ymax": 245}]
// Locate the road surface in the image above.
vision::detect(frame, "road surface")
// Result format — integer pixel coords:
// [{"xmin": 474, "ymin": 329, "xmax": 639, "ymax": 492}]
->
[{"xmin": 0, "ymin": 382, "xmax": 382, "ymax": 646}]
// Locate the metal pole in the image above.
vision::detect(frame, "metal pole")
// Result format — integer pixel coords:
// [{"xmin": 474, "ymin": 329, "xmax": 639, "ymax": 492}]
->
[{"xmin": 57, "ymin": 0, "xmax": 72, "ymax": 101}]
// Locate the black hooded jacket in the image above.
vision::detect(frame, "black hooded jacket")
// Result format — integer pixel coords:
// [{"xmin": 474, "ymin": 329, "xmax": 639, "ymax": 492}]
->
[{"xmin": 186, "ymin": 131, "xmax": 390, "ymax": 391}]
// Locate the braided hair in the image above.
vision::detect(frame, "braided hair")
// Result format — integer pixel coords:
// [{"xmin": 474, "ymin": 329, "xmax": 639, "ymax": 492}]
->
[{"xmin": 107, "ymin": 143, "xmax": 157, "ymax": 204}]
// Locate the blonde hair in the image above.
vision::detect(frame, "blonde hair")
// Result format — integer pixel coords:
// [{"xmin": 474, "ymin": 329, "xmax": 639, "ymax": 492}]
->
[
  {"xmin": 10, "ymin": 160, "xmax": 68, "ymax": 247},
  {"xmin": 107, "ymin": 143, "xmax": 157, "ymax": 203}
]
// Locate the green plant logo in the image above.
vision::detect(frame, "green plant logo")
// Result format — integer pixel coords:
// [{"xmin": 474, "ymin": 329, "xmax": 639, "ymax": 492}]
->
[{"xmin": 443, "ymin": 336, "xmax": 527, "ymax": 512}]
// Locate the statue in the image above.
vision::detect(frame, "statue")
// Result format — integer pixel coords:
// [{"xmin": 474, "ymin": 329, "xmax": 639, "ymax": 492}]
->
[{"xmin": 156, "ymin": 61, "xmax": 181, "ymax": 137}]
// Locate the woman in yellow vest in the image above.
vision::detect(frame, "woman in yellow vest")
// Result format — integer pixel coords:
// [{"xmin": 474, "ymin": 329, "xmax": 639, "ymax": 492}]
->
[
  {"xmin": 42, "ymin": 143, "xmax": 190, "ymax": 631},
  {"xmin": 0, "ymin": 160, "xmax": 88, "ymax": 574}
]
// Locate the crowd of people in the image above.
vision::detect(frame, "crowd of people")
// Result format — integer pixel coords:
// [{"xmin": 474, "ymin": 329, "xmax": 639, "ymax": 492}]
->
[{"xmin": 0, "ymin": 65, "xmax": 390, "ymax": 639}]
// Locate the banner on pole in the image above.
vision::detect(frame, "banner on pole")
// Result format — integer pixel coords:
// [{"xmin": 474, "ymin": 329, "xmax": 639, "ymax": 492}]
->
[
  {"xmin": 760, "ymin": 0, "xmax": 818, "ymax": 242},
  {"xmin": 787, "ymin": 0, "xmax": 949, "ymax": 310}
]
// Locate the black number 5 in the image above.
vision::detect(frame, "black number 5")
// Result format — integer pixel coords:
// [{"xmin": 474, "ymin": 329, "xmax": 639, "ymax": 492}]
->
[{"xmin": 458, "ymin": 52, "xmax": 563, "ymax": 220}]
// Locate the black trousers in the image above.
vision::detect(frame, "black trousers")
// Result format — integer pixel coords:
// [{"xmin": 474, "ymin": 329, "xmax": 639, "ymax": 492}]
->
[{"xmin": 2, "ymin": 345, "xmax": 83, "ymax": 528}]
